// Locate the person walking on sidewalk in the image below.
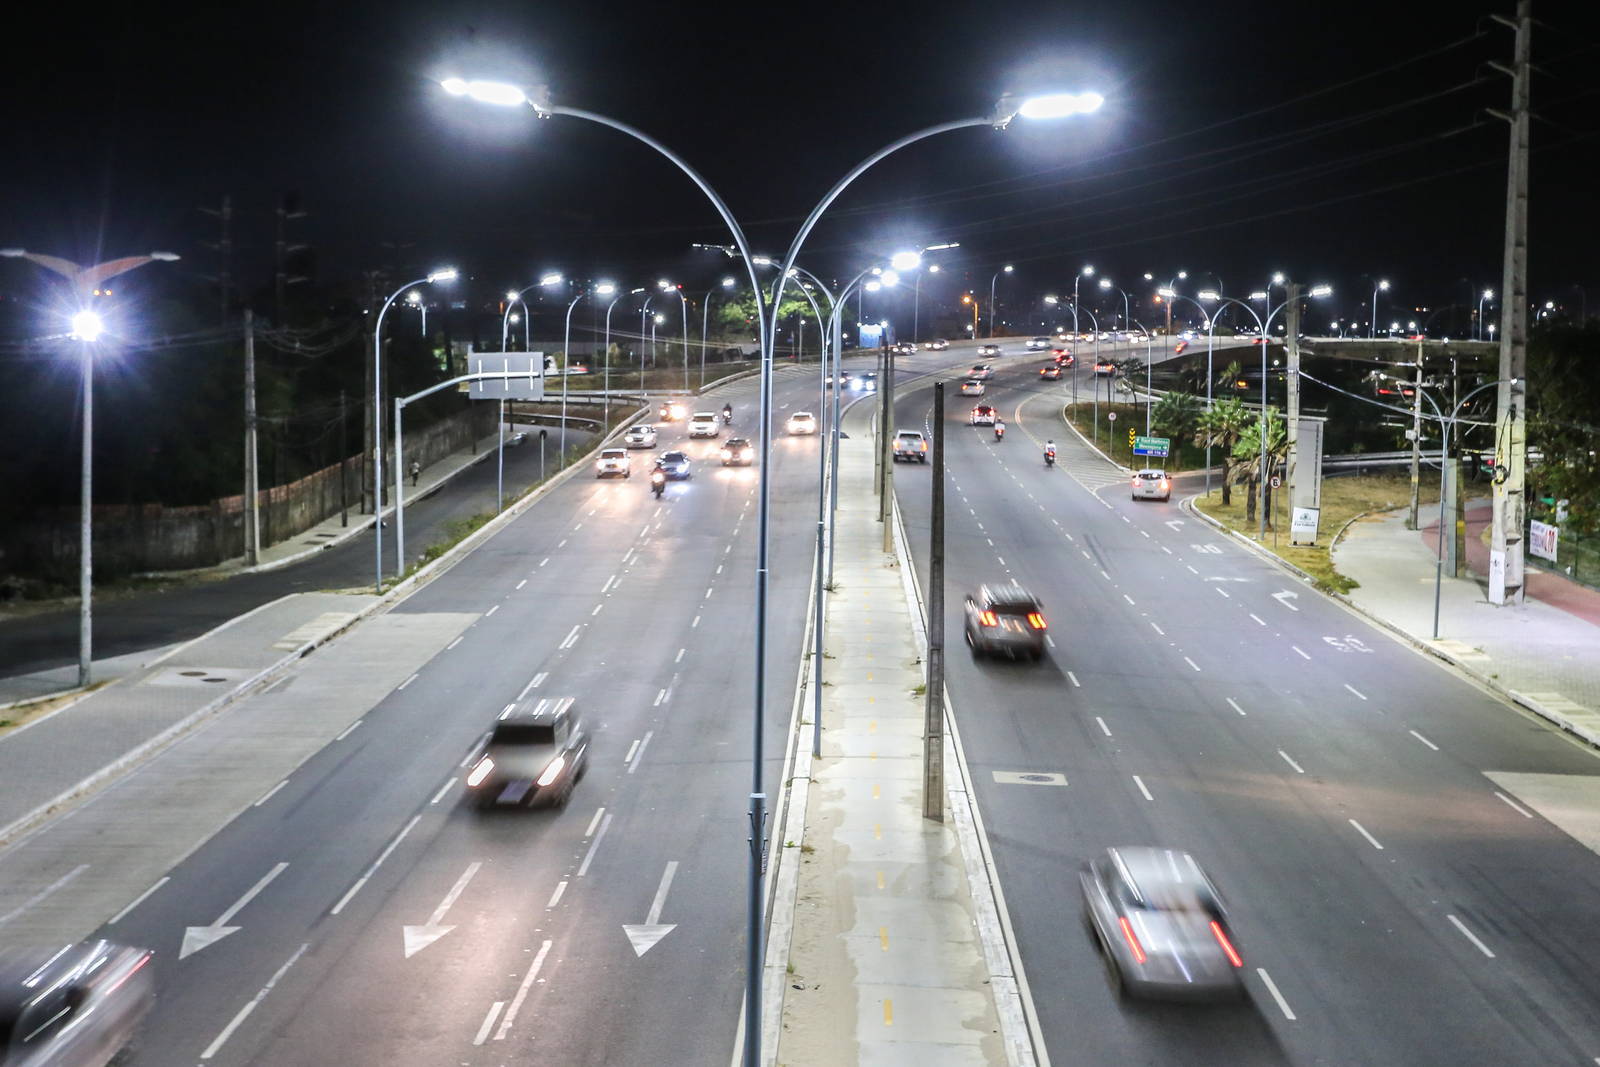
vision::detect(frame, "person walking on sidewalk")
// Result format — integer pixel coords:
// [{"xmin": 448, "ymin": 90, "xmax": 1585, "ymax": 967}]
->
[{"xmin": 409, "ymin": 460, "xmax": 420, "ymax": 487}]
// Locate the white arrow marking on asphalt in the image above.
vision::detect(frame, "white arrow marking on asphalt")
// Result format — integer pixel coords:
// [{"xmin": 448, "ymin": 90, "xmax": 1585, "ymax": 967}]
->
[
  {"xmin": 1273, "ymin": 591, "xmax": 1300, "ymax": 610},
  {"xmin": 623, "ymin": 860, "xmax": 679, "ymax": 957},
  {"xmin": 182, "ymin": 862, "xmax": 288, "ymax": 959},
  {"xmin": 403, "ymin": 861, "xmax": 481, "ymax": 958},
  {"xmin": 1164, "ymin": 517, "xmax": 1183, "ymax": 529}
]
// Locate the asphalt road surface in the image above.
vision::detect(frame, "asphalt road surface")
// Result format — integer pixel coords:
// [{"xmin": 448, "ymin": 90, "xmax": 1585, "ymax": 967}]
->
[
  {"xmin": 893, "ymin": 347, "xmax": 1600, "ymax": 1065},
  {"xmin": 87, "ymin": 365, "xmax": 855, "ymax": 1067}
]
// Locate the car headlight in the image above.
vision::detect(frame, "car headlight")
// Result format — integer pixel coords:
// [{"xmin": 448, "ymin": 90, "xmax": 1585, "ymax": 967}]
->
[
  {"xmin": 466, "ymin": 757, "xmax": 495, "ymax": 787},
  {"xmin": 721, "ymin": 450, "xmax": 732, "ymax": 458},
  {"xmin": 742, "ymin": 449, "xmax": 753, "ymax": 460},
  {"xmin": 536, "ymin": 755, "xmax": 566, "ymax": 787}
]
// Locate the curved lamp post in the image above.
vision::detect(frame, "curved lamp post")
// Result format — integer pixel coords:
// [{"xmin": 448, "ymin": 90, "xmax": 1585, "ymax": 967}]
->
[
  {"xmin": 989, "ymin": 264, "xmax": 1013, "ymax": 338},
  {"xmin": 1162, "ymin": 288, "xmax": 1221, "ymax": 496}
]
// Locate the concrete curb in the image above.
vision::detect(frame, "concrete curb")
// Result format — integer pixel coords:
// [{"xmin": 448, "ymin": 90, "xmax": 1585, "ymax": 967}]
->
[
  {"xmin": 1180, "ymin": 494, "xmax": 1600, "ymax": 754},
  {"xmin": 890, "ymin": 493, "xmax": 1048, "ymax": 1067},
  {"xmin": 1059, "ymin": 403, "xmax": 1132, "ymax": 474}
]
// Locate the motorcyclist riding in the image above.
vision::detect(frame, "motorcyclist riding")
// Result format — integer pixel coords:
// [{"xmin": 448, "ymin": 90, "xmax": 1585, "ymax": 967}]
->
[
  {"xmin": 1044, "ymin": 439, "xmax": 1056, "ymax": 466},
  {"xmin": 994, "ymin": 417, "xmax": 1005, "ymax": 441},
  {"xmin": 722, "ymin": 402, "xmax": 733, "ymax": 425},
  {"xmin": 650, "ymin": 460, "xmax": 667, "ymax": 498}
]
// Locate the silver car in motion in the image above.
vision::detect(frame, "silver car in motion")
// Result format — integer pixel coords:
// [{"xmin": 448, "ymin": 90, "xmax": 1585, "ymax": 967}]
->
[
  {"xmin": 1080, "ymin": 847, "xmax": 1244, "ymax": 1001},
  {"xmin": 0, "ymin": 941, "xmax": 154, "ymax": 1067}
]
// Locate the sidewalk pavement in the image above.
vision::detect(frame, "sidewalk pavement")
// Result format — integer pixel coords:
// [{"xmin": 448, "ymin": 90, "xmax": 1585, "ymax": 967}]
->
[
  {"xmin": 773, "ymin": 430, "xmax": 1019, "ymax": 1067},
  {"xmin": 0, "ymin": 592, "xmax": 377, "ymax": 846},
  {"xmin": 1333, "ymin": 503, "xmax": 1600, "ymax": 745}
]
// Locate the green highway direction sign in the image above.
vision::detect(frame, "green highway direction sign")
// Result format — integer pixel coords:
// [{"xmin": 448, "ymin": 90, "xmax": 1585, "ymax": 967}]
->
[{"xmin": 1133, "ymin": 435, "xmax": 1170, "ymax": 458}]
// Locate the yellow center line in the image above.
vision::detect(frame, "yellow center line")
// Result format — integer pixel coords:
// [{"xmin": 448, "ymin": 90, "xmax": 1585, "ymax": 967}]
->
[
  {"xmin": 879, "ymin": 926, "xmax": 889, "ymax": 951},
  {"xmin": 875, "ymin": 823, "xmax": 882, "ymax": 839},
  {"xmin": 885, "ymin": 999, "xmax": 893, "ymax": 1025},
  {"xmin": 873, "ymin": 784, "xmax": 880, "ymax": 799},
  {"xmin": 877, "ymin": 870, "xmax": 885, "ymax": 889}
]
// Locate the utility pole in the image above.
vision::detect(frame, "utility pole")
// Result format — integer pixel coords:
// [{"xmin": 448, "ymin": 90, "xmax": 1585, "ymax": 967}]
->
[
  {"xmin": 873, "ymin": 335, "xmax": 887, "ymax": 499},
  {"xmin": 199, "ymin": 195, "xmax": 232, "ymax": 325},
  {"xmin": 243, "ymin": 309, "xmax": 261, "ymax": 565},
  {"xmin": 924, "ymin": 382, "xmax": 946, "ymax": 821},
  {"xmin": 275, "ymin": 194, "xmax": 308, "ymax": 323},
  {"xmin": 1284, "ymin": 284, "xmax": 1302, "ymax": 529},
  {"xmin": 78, "ymin": 341, "xmax": 94, "ymax": 689},
  {"xmin": 339, "ymin": 389, "xmax": 349, "ymax": 527},
  {"xmin": 1408, "ymin": 339, "xmax": 1424, "ymax": 530},
  {"xmin": 1488, "ymin": 0, "xmax": 1531, "ymax": 605}
]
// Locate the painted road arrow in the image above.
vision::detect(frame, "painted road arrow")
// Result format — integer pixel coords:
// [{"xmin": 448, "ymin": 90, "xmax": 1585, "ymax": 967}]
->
[
  {"xmin": 623, "ymin": 861, "xmax": 679, "ymax": 957},
  {"xmin": 404, "ymin": 861, "xmax": 481, "ymax": 958},
  {"xmin": 1273, "ymin": 590, "xmax": 1300, "ymax": 610},
  {"xmin": 181, "ymin": 862, "xmax": 288, "ymax": 959}
]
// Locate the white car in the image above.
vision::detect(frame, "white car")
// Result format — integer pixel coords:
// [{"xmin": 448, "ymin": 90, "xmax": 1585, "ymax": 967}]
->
[
  {"xmin": 1131, "ymin": 469, "xmax": 1170, "ymax": 501},
  {"xmin": 624, "ymin": 424, "xmax": 658, "ymax": 449},
  {"xmin": 596, "ymin": 448, "xmax": 631, "ymax": 478},
  {"xmin": 787, "ymin": 411, "xmax": 818, "ymax": 435},
  {"xmin": 1027, "ymin": 336, "xmax": 1051, "ymax": 350},
  {"xmin": 923, "ymin": 338, "xmax": 950, "ymax": 350},
  {"xmin": 959, "ymin": 380, "xmax": 985, "ymax": 396},
  {"xmin": 688, "ymin": 412, "xmax": 721, "ymax": 438},
  {"xmin": 977, "ymin": 343, "xmax": 1002, "ymax": 356},
  {"xmin": 968, "ymin": 364, "xmax": 994, "ymax": 380}
]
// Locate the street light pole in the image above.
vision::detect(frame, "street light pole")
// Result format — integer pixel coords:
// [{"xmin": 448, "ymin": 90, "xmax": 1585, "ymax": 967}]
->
[
  {"xmin": 989, "ymin": 265, "xmax": 1013, "ymax": 338},
  {"xmin": 1370, "ymin": 279, "xmax": 1389, "ymax": 340},
  {"xmin": 561, "ymin": 289, "xmax": 586, "ymax": 466}
]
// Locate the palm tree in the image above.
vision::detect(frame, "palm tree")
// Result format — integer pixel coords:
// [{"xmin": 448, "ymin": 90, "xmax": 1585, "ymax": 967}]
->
[
  {"xmin": 1194, "ymin": 398, "xmax": 1252, "ymax": 505},
  {"xmin": 1151, "ymin": 393, "xmax": 1201, "ymax": 469},
  {"xmin": 1217, "ymin": 360, "xmax": 1244, "ymax": 396},
  {"xmin": 1234, "ymin": 407, "xmax": 1289, "ymax": 524}
]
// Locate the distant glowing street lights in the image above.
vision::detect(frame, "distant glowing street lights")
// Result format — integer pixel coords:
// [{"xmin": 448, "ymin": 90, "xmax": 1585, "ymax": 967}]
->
[
  {"xmin": 541, "ymin": 272, "xmax": 563, "ymax": 287},
  {"xmin": 1012, "ymin": 91, "xmax": 1105, "ymax": 120},
  {"xmin": 889, "ymin": 251, "xmax": 922, "ymax": 272},
  {"xmin": 70, "ymin": 310, "xmax": 104, "ymax": 342}
]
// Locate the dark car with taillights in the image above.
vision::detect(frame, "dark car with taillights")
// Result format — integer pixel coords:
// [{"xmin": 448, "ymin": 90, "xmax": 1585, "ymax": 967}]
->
[
  {"xmin": 466, "ymin": 697, "xmax": 589, "ymax": 810},
  {"xmin": 962, "ymin": 584, "xmax": 1047, "ymax": 660}
]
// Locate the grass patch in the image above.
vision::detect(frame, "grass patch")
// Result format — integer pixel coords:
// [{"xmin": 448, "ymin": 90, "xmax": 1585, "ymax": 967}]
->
[
  {"xmin": 1193, "ymin": 471, "xmax": 1456, "ymax": 595},
  {"xmin": 408, "ymin": 509, "xmax": 498, "ymax": 578}
]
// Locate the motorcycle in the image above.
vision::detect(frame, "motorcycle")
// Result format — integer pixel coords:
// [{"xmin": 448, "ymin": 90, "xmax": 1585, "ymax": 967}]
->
[
  {"xmin": 994, "ymin": 423, "xmax": 1005, "ymax": 442},
  {"xmin": 722, "ymin": 407, "xmax": 733, "ymax": 426},
  {"xmin": 651, "ymin": 469, "xmax": 666, "ymax": 498},
  {"xmin": 1044, "ymin": 447, "xmax": 1056, "ymax": 468}
]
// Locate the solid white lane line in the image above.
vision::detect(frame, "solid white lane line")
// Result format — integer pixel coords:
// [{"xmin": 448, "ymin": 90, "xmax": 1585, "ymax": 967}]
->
[
  {"xmin": 518, "ymin": 672, "xmax": 548, "ymax": 699},
  {"xmin": 1216, "ymin": 588, "xmax": 1231, "ymax": 598},
  {"xmin": 1349, "ymin": 819, "xmax": 1384, "ymax": 849},
  {"xmin": 547, "ymin": 881, "xmax": 568, "ymax": 908},
  {"xmin": 1292, "ymin": 646, "xmax": 1310, "ymax": 660},
  {"xmin": 446, "ymin": 636, "xmax": 464, "ymax": 650},
  {"xmin": 1162, "ymin": 546, "xmax": 1172, "ymax": 554},
  {"xmin": 254, "ymin": 781, "xmax": 289, "ymax": 807},
  {"xmin": 494, "ymin": 939, "xmax": 553, "ymax": 1040},
  {"xmin": 1409, "ymin": 729, "xmax": 1438, "ymax": 750},
  {"xmin": 200, "ymin": 942, "xmax": 309, "ymax": 1059},
  {"xmin": 1226, "ymin": 698, "xmax": 1246, "ymax": 716},
  {"xmin": 654, "ymin": 689, "xmax": 668, "ymax": 706},
  {"xmin": 331, "ymin": 816, "xmax": 421, "ymax": 914},
  {"xmin": 485, "ymin": 605, "xmax": 499, "ymax": 617},
  {"xmin": 1124, "ymin": 594, "xmax": 1136, "ymax": 605},
  {"xmin": 1067, "ymin": 671, "xmax": 1080, "ymax": 687},
  {"xmin": 1495, "ymin": 791, "xmax": 1535, "ymax": 818},
  {"xmin": 676, "ymin": 648, "xmax": 686, "ymax": 663},
  {"xmin": 430, "ymin": 779, "xmax": 456, "ymax": 805},
  {"xmin": 516, "ymin": 579, "xmax": 528, "ymax": 589},
  {"xmin": 1447, "ymin": 914, "xmax": 1496, "ymax": 957},
  {"xmin": 577, "ymin": 814, "xmax": 614, "ymax": 876},
  {"xmin": 397, "ymin": 672, "xmax": 419, "ymax": 690},
  {"xmin": 1082, "ymin": 551, "xmax": 1091, "ymax": 559},
  {"xmin": 1345, "ymin": 684, "xmax": 1367, "ymax": 700},
  {"xmin": 628, "ymin": 731, "xmax": 654, "ymax": 774},
  {"xmin": 1132, "ymin": 776, "xmax": 1153, "ymax": 801},
  {"xmin": 1279, "ymin": 751, "xmax": 1305, "ymax": 774},
  {"xmin": 108, "ymin": 877, "xmax": 169, "ymax": 925},
  {"xmin": 1096, "ymin": 717, "xmax": 1112, "ymax": 737},
  {"xmin": 474, "ymin": 1002, "xmax": 505, "ymax": 1046},
  {"xmin": 1141, "ymin": 530, "xmax": 1150, "ymax": 538},
  {"xmin": 584, "ymin": 807, "xmax": 606, "ymax": 837},
  {"xmin": 1249, "ymin": 613, "xmax": 1266, "ymax": 625},
  {"xmin": 1257, "ymin": 968, "xmax": 1297, "ymax": 1020},
  {"xmin": 624, "ymin": 740, "xmax": 641, "ymax": 764},
  {"xmin": 1151, "ymin": 623, "xmax": 1164, "ymax": 635},
  {"xmin": 1184, "ymin": 657, "xmax": 1201, "ymax": 671},
  {"xmin": 335, "ymin": 720, "xmax": 363, "ymax": 741},
  {"xmin": 1100, "ymin": 570, "xmax": 1111, "ymax": 580},
  {"xmin": 1187, "ymin": 565, "xmax": 1199, "ymax": 574}
]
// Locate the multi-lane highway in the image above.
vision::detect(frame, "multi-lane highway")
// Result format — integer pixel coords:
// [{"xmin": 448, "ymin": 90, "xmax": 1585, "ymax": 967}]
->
[
  {"xmin": 892, "ymin": 347, "xmax": 1600, "ymax": 1065},
  {"xmin": 58, "ymin": 367, "xmax": 839, "ymax": 1066}
]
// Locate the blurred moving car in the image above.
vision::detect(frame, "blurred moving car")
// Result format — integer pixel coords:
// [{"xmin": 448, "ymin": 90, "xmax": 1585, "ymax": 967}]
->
[
  {"xmin": 977, "ymin": 343, "xmax": 1002, "ymax": 356},
  {"xmin": 466, "ymin": 697, "xmax": 590, "ymax": 810},
  {"xmin": 595, "ymin": 448, "xmax": 631, "ymax": 478},
  {"xmin": 891, "ymin": 342, "xmax": 917, "ymax": 356},
  {"xmin": 1094, "ymin": 361, "xmax": 1116, "ymax": 376},
  {"xmin": 893, "ymin": 430, "xmax": 928, "ymax": 463},
  {"xmin": 787, "ymin": 411, "xmax": 818, "ymax": 435},
  {"xmin": 655, "ymin": 451, "xmax": 692, "ymax": 480},
  {"xmin": 963, "ymin": 585, "xmax": 1047, "ymax": 659},
  {"xmin": 658, "ymin": 400, "xmax": 687, "ymax": 421},
  {"xmin": 688, "ymin": 412, "xmax": 721, "ymax": 438},
  {"xmin": 855, "ymin": 372, "xmax": 878, "ymax": 392},
  {"xmin": 924, "ymin": 338, "xmax": 950, "ymax": 350},
  {"xmin": 959, "ymin": 380, "xmax": 985, "ymax": 396},
  {"xmin": 828, "ymin": 371, "xmax": 853, "ymax": 390},
  {"xmin": 970, "ymin": 404, "xmax": 997, "ymax": 426},
  {"xmin": 1052, "ymin": 348, "xmax": 1075, "ymax": 365},
  {"xmin": 968, "ymin": 364, "xmax": 994, "ymax": 380},
  {"xmin": 720, "ymin": 437, "xmax": 755, "ymax": 466},
  {"xmin": 1040, "ymin": 365, "xmax": 1063, "ymax": 380},
  {"xmin": 1080, "ymin": 847, "xmax": 1244, "ymax": 1001},
  {"xmin": 0, "ymin": 941, "xmax": 154, "ymax": 1067},
  {"xmin": 623, "ymin": 424, "xmax": 658, "ymax": 449},
  {"xmin": 1131, "ymin": 469, "xmax": 1170, "ymax": 501},
  {"xmin": 1027, "ymin": 336, "xmax": 1051, "ymax": 350}
]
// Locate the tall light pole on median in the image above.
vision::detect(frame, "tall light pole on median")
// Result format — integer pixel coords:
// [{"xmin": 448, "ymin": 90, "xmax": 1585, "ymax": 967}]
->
[
  {"xmin": 702, "ymin": 277, "xmax": 735, "ymax": 389},
  {"xmin": 561, "ymin": 287, "xmax": 590, "ymax": 465},
  {"xmin": 989, "ymin": 264, "xmax": 1013, "ymax": 338},
  {"xmin": 375, "ymin": 268, "xmax": 457, "ymax": 587},
  {"xmin": 0, "ymin": 249, "xmax": 181, "ymax": 687},
  {"xmin": 604, "ymin": 286, "xmax": 634, "ymax": 427},
  {"xmin": 1370, "ymin": 278, "xmax": 1390, "ymax": 339}
]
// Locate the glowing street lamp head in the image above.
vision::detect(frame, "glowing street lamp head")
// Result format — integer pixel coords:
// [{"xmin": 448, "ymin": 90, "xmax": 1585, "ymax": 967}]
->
[
  {"xmin": 1017, "ymin": 91, "xmax": 1104, "ymax": 120},
  {"xmin": 1143, "ymin": 273, "xmax": 1153, "ymax": 281},
  {"xmin": 654, "ymin": 313, "xmax": 666, "ymax": 324},
  {"xmin": 71, "ymin": 310, "xmax": 103, "ymax": 342},
  {"xmin": 506, "ymin": 290, "xmax": 519, "ymax": 302},
  {"xmin": 540, "ymin": 272, "xmax": 563, "ymax": 287},
  {"xmin": 440, "ymin": 78, "xmax": 528, "ymax": 107},
  {"xmin": 889, "ymin": 251, "xmax": 922, "ymax": 272},
  {"xmin": 1483, "ymin": 289, "xmax": 1494, "ymax": 300},
  {"xmin": 880, "ymin": 270, "xmax": 900, "ymax": 287},
  {"xmin": 427, "ymin": 268, "xmax": 458, "ymax": 283},
  {"xmin": 1044, "ymin": 295, "xmax": 1059, "ymax": 305},
  {"xmin": 864, "ymin": 281, "xmax": 883, "ymax": 292},
  {"xmin": 657, "ymin": 279, "xmax": 672, "ymax": 290},
  {"xmin": 1309, "ymin": 285, "xmax": 1333, "ymax": 298},
  {"xmin": 1198, "ymin": 290, "xmax": 1220, "ymax": 301},
  {"xmin": 1157, "ymin": 288, "xmax": 1176, "ymax": 298},
  {"xmin": 1082, "ymin": 265, "xmax": 1094, "ymax": 277},
  {"xmin": 1098, "ymin": 277, "xmax": 1111, "ymax": 290},
  {"xmin": 1272, "ymin": 272, "xmax": 1285, "ymax": 285},
  {"xmin": 1003, "ymin": 264, "xmax": 1014, "ymax": 274},
  {"xmin": 1378, "ymin": 279, "xmax": 1390, "ymax": 291},
  {"xmin": 1250, "ymin": 291, "xmax": 1268, "ymax": 301},
  {"xmin": 929, "ymin": 265, "xmax": 940, "ymax": 274},
  {"xmin": 722, "ymin": 277, "xmax": 736, "ymax": 288},
  {"xmin": 595, "ymin": 282, "xmax": 616, "ymax": 296}
]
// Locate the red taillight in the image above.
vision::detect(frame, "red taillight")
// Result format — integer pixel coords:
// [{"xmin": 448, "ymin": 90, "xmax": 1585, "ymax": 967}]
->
[
  {"xmin": 1160, "ymin": 480, "xmax": 1169, "ymax": 490},
  {"xmin": 921, "ymin": 441, "xmax": 928, "ymax": 451},
  {"xmin": 1027, "ymin": 613, "xmax": 1046, "ymax": 629},
  {"xmin": 1211, "ymin": 921, "xmax": 1243, "ymax": 967},
  {"xmin": 1119, "ymin": 916, "xmax": 1147, "ymax": 964},
  {"xmin": 1132, "ymin": 478, "xmax": 1140, "ymax": 486},
  {"xmin": 979, "ymin": 611, "xmax": 998, "ymax": 627}
]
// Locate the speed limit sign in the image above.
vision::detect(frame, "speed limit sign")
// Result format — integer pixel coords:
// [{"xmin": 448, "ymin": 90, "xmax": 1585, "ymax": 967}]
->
[{"xmin": 1108, "ymin": 412, "xmax": 1117, "ymax": 421}]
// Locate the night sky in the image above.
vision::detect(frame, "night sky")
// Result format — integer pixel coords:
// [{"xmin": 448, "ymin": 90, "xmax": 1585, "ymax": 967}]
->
[{"xmin": 3, "ymin": 0, "xmax": 1597, "ymax": 329}]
